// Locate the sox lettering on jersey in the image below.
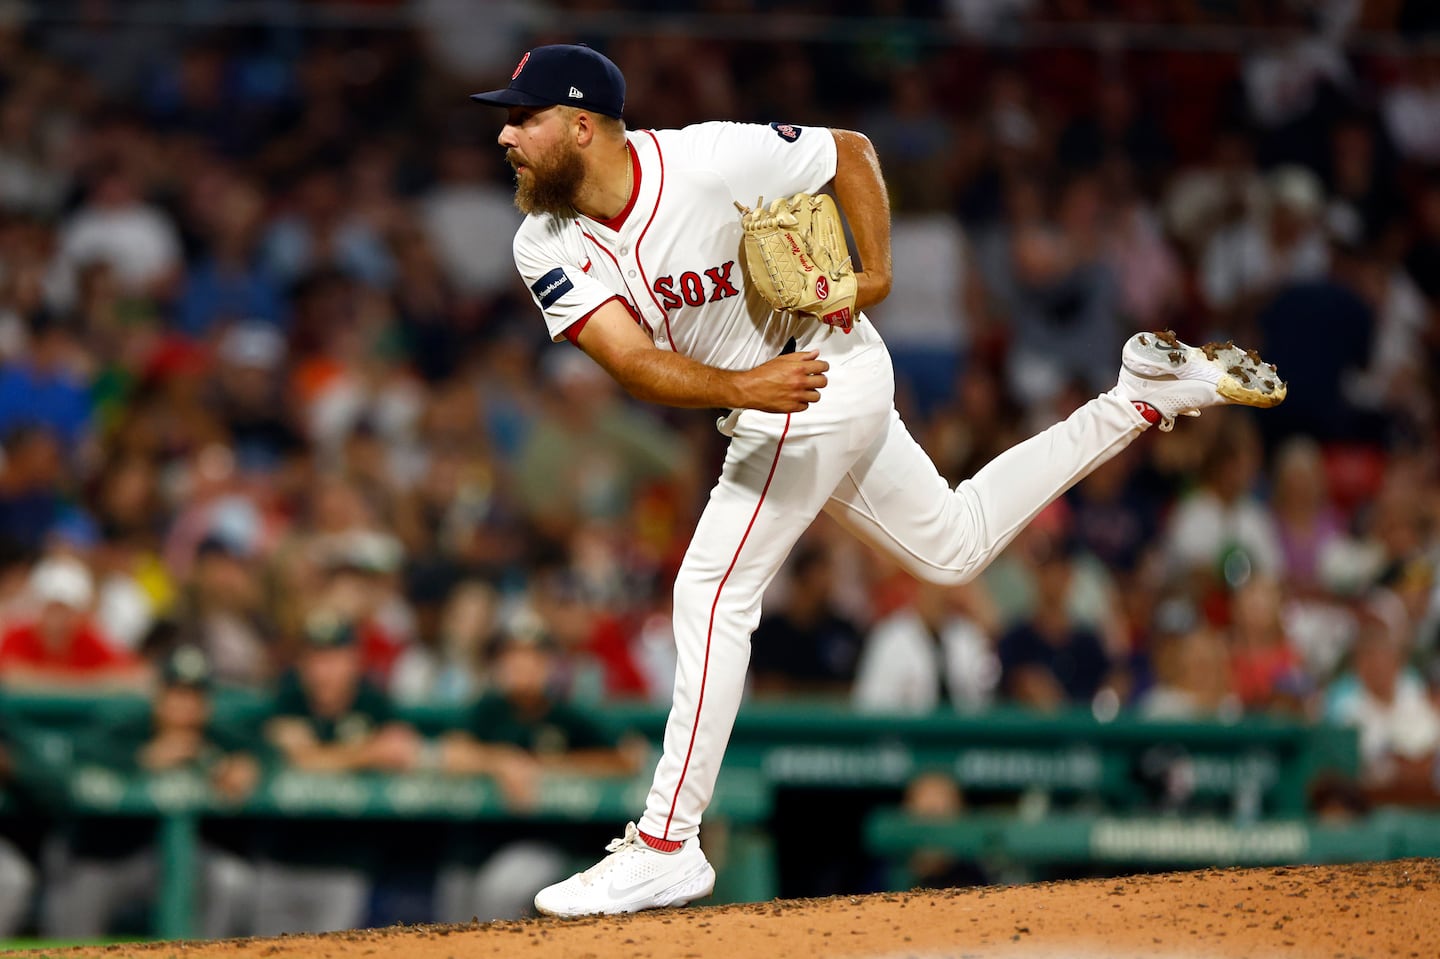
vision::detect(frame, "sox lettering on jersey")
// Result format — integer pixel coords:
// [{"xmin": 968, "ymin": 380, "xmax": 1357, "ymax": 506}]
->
[
  {"xmin": 515, "ymin": 125, "xmax": 841, "ymax": 367},
  {"xmin": 652, "ymin": 261, "xmax": 739, "ymax": 311}
]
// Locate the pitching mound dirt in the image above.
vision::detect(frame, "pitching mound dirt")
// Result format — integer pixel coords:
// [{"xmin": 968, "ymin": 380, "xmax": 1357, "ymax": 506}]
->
[{"xmin": 19, "ymin": 858, "xmax": 1439, "ymax": 959}]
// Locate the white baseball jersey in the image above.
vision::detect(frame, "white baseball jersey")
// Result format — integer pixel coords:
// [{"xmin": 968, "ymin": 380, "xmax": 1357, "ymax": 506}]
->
[
  {"xmin": 508, "ymin": 118, "xmax": 1151, "ymax": 851},
  {"xmin": 513, "ymin": 121, "xmax": 880, "ymax": 370}
]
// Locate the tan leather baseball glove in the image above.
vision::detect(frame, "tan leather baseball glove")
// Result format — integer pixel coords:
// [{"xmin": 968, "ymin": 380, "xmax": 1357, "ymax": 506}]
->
[{"xmin": 735, "ymin": 193, "xmax": 858, "ymax": 333}]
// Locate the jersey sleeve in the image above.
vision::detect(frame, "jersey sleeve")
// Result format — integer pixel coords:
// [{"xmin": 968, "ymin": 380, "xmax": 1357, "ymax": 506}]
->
[
  {"xmin": 513, "ymin": 226, "xmax": 624, "ymax": 343},
  {"xmin": 677, "ymin": 121, "xmax": 838, "ymax": 206}
]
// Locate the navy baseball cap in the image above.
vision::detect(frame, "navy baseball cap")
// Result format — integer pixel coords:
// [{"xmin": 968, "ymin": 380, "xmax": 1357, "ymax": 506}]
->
[{"xmin": 470, "ymin": 44, "xmax": 625, "ymax": 119}]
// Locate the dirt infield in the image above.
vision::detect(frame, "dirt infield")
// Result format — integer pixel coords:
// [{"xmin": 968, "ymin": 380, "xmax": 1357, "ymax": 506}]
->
[{"xmin": 20, "ymin": 858, "xmax": 1440, "ymax": 959}]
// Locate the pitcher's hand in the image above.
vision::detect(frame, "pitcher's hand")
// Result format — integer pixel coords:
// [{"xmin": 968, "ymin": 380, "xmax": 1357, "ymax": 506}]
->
[{"xmin": 734, "ymin": 350, "xmax": 829, "ymax": 413}]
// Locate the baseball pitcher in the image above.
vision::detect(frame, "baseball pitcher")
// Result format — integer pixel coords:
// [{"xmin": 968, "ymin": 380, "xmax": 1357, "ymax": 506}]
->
[{"xmin": 469, "ymin": 44, "xmax": 1285, "ymax": 917}]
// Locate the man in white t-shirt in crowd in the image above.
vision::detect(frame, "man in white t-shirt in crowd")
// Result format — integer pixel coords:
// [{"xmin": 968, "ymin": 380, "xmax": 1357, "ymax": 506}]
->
[
  {"xmin": 1201, "ymin": 165, "xmax": 1331, "ymax": 317},
  {"xmin": 1326, "ymin": 598, "xmax": 1440, "ymax": 795},
  {"xmin": 852, "ymin": 579, "xmax": 998, "ymax": 714},
  {"xmin": 46, "ymin": 163, "xmax": 182, "ymax": 313}
]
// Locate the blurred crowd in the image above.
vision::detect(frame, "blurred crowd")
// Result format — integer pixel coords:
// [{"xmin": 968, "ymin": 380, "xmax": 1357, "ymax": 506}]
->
[{"xmin": 0, "ymin": 0, "xmax": 1435, "ymax": 933}]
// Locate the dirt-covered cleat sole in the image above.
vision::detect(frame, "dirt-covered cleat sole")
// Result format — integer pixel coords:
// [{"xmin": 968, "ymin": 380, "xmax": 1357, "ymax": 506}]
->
[
  {"xmin": 1117, "ymin": 330, "xmax": 1286, "ymax": 431},
  {"xmin": 1123, "ymin": 329, "xmax": 1287, "ymax": 408}
]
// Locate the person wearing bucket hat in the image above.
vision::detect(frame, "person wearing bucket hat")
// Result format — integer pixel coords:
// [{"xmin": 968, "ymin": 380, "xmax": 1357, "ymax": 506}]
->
[{"xmin": 474, "ymin": 41, "xmax": 1287, "ymax": 918}]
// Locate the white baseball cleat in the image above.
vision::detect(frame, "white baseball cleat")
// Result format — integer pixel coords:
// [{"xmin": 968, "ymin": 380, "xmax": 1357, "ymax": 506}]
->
[
  {"xmin": 533, "ymin": 822, "xmax": 716, "ymax": 917},
  {"xmin": 1117, "ymin": 329, "xmax": 1287, "ymax": 432}
]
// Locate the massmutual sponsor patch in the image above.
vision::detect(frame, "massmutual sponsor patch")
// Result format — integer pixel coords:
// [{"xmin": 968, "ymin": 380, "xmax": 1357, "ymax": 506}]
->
[
  {"xmin": 770, "ymin": 121, "xmax": 801, "ymax": 142},
  {"xmin": 531, "ymin": 267, "xmax": 573, "ymax": 308}
]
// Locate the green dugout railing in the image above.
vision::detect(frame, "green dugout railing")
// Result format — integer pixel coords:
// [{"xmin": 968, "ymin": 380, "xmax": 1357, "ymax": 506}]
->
[
  {"xmin": 2, "ymin": 693, "xmax": 1361, "ymax": 812},
  {"xmin": 864, "ymin": 807, "xmax": 1440, "ymax": 887},
  {"xmin": 4, "ymin": 766, "xmax": 771, "ymax": 939},
  {"xmin": 0, "ymin": 693, "xmax": 1363, "ymax": 937}
]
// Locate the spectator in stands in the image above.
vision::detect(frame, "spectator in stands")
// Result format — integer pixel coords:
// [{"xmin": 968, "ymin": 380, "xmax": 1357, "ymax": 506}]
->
[
  {"xmin": 109, "ymin": 343, "xmax": 225, "ymax": 471},
  {"xmin": 261, "ymin": 166, "xmax": 394, "ymax": 290},
  {"xmin": 1327, "ymin": 600, "xmax": 1440, "ymax": 798},
  {"xmin": 853, "ymin": 579, "xmax": 999, "ymax": 714},
  {"xmin": 0, "ymin": 556, "xmax": 146, "ymax": 690},
  {"xmin": 1163, "ymin": 412, "xmax": 1282, "ymax": 591},
  {"xmin": 861, "ymin": 66, "xmax": 956, "ymax": 212},
  {"xmin": 390, "ymin": 578, "xmax": 498, "ymax": 706},
  {"xmin": 1382, "ymin": 52, "xmax": 1440, "ymax": 166},
  {"xmin": 0, "ymin": 83, "xmax": 69, "ymax": 217},
  {"xmin": 0, "ymin": 425, "xmax": 68, "ymax": 551},
  {"xmin": 0, "ymin": 313, "xmax": 93, "ymax": 456},
  {"xmin": 1323, "ymin": 113, "xmax": 1401, "ymax": 247},
  {"xmin": 315, "ymin": 531, "xmax": 414, "ymax": 691},
  {"xmin": 1227, "ymin": 576, "xmax": 1308, "ymax": 714},
  {"xmin": 1255, "ymin": 240, "xmax": 1379, "ymax": 444},
  {"xmin": 1270, "ymin": 437, "xmax": 1345, "ymax": 593},
  {"xmin": 207, "ymin": 321, "xmax": 304, "ymax": 475},
  {"xmin": 1341, "ymin": 241, "xmax": 1432, "ymax": 432},
  {"xmin": 1057, "ymin": 75, "xmax": 1172, "ymax": 182},
  {"xmin": 255, "ymin": 613, "xmax": 421, "ymax": 935},
  {"xmin": 865, "ymin": 210, "xmax": 982, "ymax": 419},
  {"xmin": 1240, "ymin": 5, "xmax": 1353, "ymax": 168},
  {"xmin": 1099, "ymin": 158, "xmax": 1184, "ymax": 332},
  {"xmin": 46, "ymin": 163, "xmax": 183, "ymax": 313},
  {"xmin": 1067, "ymin": 446, "xmax": 1161, "ymax": 577},
  {"xmin": 435, "ymin": 611, "xmax": 642, "ymax": 921},
  {"xmin": 167, "ymin": 535, "xmax": 275, "ymax": 689},
  {"xmin": 895, "ymin": 771, "xmax": 988, "ymax": 889},
  {"xmin": 1138, "ymin": 602, "xmax": 1240, "ymax": 721},
  {"xmin": 925, "ymin": 363, "xmax": 1023, "ymax": 485},
  {"xmin": 986, "ymin": 174, "xmax": 1123, "ymax": 409},
  {"xmin": 750, "ymin": 542, "xmax": 865, "ymax": 698},
  {"xmin": 1201, "ymin": 165, "xmax": 1331, "ymax": 317},
  {"xmin": 983, "ymin": 504, "xmax": 1124, "ymax": 650},
  {"xmin": 177, "ymin": 174, "xmax": 286, "ymax": 338},
  {"xmin": 515, "ymin": 350, "xmax": 691, "ymax": 542},
  {"xmin": 997, "ymin": 532, "xmax": 1120, "ymax": 711},
  {"xmin": 418, "ymin": 138, "xmax": 523, "ymax": 304},
  {"xmin": 89, "ymin": 458, "xmax": 172, "ymax": 653},
  {"xmin": 39, "ymin": 644, "xmax": 259, "ymax": 939}
]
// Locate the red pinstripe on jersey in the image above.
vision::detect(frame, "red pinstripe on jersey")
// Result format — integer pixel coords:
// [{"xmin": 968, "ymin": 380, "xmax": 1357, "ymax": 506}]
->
[
  {"xmin": 662, "ymin": 412, "xmax": 793, "ymax": 839},
  {"xmin": 633, "ymin": 130, "xmax": 678, "ymax": 352}
]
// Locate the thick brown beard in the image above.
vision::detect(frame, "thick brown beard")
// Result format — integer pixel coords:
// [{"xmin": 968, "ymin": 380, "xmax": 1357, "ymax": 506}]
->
[{"xmin": 512, "ymin": 142, "xmax": 585, "ymax": 217}]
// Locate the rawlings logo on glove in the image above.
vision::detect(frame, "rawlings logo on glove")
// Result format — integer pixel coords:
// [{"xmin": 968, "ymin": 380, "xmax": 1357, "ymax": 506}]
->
[{"xmin": 735, "ymin": 193, "xmax": 858, "ymax": 333}]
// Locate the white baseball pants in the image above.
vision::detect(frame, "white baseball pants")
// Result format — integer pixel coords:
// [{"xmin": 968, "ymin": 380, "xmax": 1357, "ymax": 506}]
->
[{"xmin": 639, "ymin": 326, "xmax": 1149, "ymax": 843}]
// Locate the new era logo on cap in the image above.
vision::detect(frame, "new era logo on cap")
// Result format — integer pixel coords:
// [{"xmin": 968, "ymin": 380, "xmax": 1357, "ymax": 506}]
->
[{"xmin": 470, "ymin": 44, "xmax": 626, "ymax": 119}]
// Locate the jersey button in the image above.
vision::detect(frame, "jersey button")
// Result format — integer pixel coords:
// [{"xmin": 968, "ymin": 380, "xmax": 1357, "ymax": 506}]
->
[
  {"xmin": 620, "ymin": 246, "xmax": 630, "ymax": 255},
  {"xmin": 627, "ymin": 270, "xmax": 637, "ymax": 278}
]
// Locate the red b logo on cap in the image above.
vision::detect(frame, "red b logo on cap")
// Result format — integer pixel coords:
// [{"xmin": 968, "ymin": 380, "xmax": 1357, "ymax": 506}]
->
[{"xmin": 512, "ymin": 52, "xmax": 531, "ymax": 80}]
